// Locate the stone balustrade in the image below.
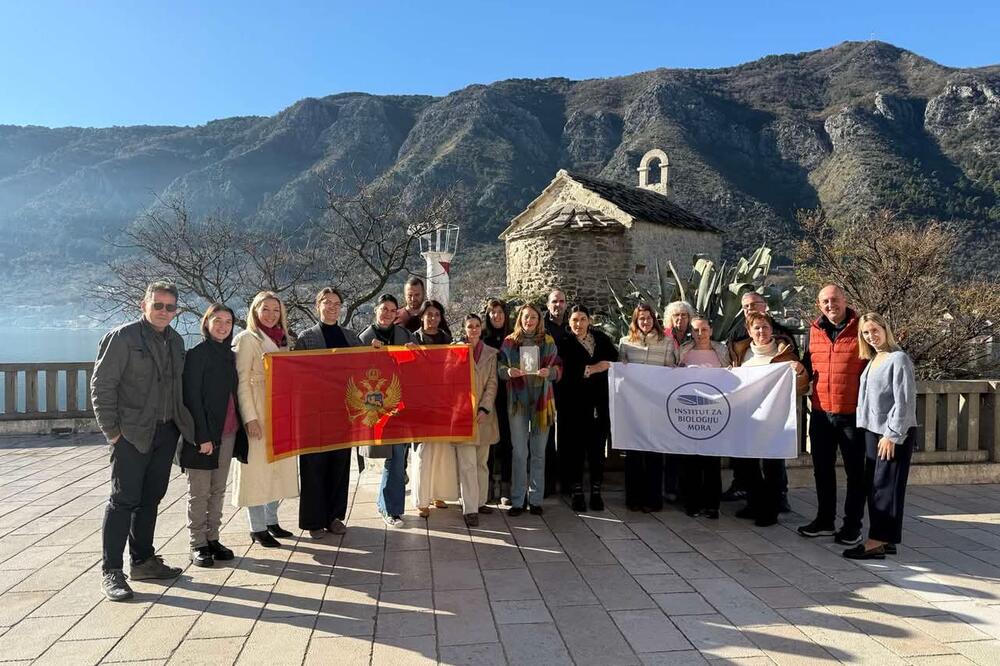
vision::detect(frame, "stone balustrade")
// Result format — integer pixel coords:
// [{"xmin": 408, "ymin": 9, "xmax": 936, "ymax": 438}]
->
[
  {"xmin": 1, "ymin": 362, "xmax": 998, "ymax": 479},
  {"xmin": 0, "ymin": 362, "xmax": 95, "ymax": 433}
]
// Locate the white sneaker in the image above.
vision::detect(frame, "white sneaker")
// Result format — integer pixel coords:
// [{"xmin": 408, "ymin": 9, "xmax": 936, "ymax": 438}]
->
[{"xmin": 382, "ymin": 514, "xmax": 404, "ymax": 528}]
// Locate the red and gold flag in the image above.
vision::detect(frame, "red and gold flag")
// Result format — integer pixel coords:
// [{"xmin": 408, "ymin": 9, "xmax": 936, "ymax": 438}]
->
[{"xmin": 264, "ymin": 345, "xmax": 475, "ymax": 461}]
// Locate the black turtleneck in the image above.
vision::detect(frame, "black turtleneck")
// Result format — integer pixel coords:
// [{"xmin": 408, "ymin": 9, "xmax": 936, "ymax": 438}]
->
[{"xmin": 320, "ymin": 321, "xmax": 348, "ymax": 349}]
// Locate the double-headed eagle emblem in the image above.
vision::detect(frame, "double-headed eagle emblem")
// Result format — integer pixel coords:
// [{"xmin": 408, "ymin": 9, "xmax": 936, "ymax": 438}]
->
[{"xmin": 346, "ymin": 368, "xmax": 402, "ymax": 427}]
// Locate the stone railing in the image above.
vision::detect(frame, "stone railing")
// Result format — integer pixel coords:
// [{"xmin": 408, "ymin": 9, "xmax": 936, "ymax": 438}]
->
[
  {"xmin": 796, "ymin": 379, "xmax": 1000, "ymax": 467},
  {"xmin": 0, "ymin": 362, "xmax": 94, "ymax": 421}
]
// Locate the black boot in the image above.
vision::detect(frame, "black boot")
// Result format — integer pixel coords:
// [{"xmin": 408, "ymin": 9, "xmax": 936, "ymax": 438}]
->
[
  {"xmin": 267, "ymin": 523, "xmax": 293, "ymax": 538},
  {"xmin": 190, "ymin": 546, "xmax": 214, "ymax": 568},
  {"xmin": 571, "ymin": 491, "xmax": 587, "ymax": 512},
  {"xmin": 207, "ymin": 540, "xmax": 234, "ymax": 561},
  {"xmin": 250, "ymin": 530, "xmax": 281, "ymax": 548},
  {"xmin": 589, "ymin": 486, "xmax": 604, "ymax": 511}
]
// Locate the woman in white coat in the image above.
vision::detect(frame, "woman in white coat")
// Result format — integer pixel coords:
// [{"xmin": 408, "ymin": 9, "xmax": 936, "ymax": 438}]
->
[
  {"xmin": 233, "ymin": 291, "xmax": 299, "ymax": 547},
  {"xmin": 456, "ymin": 314, "xmax": 500, "ymax": 526}
]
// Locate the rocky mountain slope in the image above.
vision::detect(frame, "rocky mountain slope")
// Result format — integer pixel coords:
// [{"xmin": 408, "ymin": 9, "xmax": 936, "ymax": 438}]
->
[{"xmin": 2, "ymin": 40, "xmax": 998, "ymax": 274}]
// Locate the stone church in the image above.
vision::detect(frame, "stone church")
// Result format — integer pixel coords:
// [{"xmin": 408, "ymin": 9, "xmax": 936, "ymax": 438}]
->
[{"xmin": 500, "ymin": 149, "xmax": 723, "ymax": 312}]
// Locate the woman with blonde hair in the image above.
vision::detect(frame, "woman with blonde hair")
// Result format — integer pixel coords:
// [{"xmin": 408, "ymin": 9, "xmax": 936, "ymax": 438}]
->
[
  {"xmin": 845, "ymin": 313, "xmax": 917, "ymax": 559},
  {"xmin": 498, "ymin": 303, "xmax": 562, "ymax": 516},
  {"xmin": 233, "ymin": 291, "xmax": 299, "ymax": 547},
  {"xmin": 619, "ymin": 303, "xmax": 675, "ymax": 512}
]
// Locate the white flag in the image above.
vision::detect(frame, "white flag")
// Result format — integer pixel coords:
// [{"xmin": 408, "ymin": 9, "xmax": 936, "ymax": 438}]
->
[{"xmin": 609, "ymin": 363, "xmax": 798, "ymax": 458}]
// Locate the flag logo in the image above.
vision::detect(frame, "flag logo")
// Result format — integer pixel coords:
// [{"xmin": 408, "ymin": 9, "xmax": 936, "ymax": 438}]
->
[
  {"xmin": 346, "ymin": 368, "xmax": 402, "ymax": 427},
  {"xmin": 665, "ymin": 382, "xmax": 731, "ymax": 440}
]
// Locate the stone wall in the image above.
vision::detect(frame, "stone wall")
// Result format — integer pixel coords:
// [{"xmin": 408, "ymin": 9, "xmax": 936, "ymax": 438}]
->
[
  {"xmin": 505, "ymin": 227, "xmax": 630, "ymax": 313},
  {"xmin": 629, "ymin": 221, "xmax": 722, "ymax": 290}
]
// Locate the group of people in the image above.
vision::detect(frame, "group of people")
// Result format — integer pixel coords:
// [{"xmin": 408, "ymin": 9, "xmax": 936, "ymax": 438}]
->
[{"xmin": 91, "ymin": 278, "xmax": 916, "ymax": 603}]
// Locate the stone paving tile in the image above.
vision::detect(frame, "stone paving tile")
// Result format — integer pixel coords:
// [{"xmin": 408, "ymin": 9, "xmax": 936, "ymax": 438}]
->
[
  {"xmin": 35, "ymin": 638, "xmax": 118, "ymax": 666},
  {"xmin": 0, "ymin": 614, "xmax": 79, "ymax": 660},
  {"xmin": 165, "ymin": 636, "xmax": 246, "ymax": 665},
  {"xmin": 0, "ymin": 589, "xmax": 54, "ymax": 626},
  {"xmin": 671, "ymin": 613, "xmax": 765, "ymax": 660},
  {"xmin": 438, "ymin": 642, "xmax": 508, "ymax": 666},
  {"xmin": 651, "ymin": 591, "xmax": 716, "ymax": 616},
  {"xmin": 578, "ymin": 563, "xmax": 656, "ymax": 611},
  {"xmin": 688, "ymin": 577, "xmax": 785, "ymax": 627},
  {"xmin": 235, "ymin": 614, "xmax": 313, "ymax": 666},
  {"xmin": 528, "ymin": 561, "xmax": 598, "ymax": 607},
  {"xmin": 551, "ymin": 604, "xmax": 639, "ymax": 665},
  {"xmin": 497, "ymin": 622, "xmax": 573, "ymax": 665},
  {"xmin": 303, "ymin": 636, "xmax": 371, "ymax": 665},
  {"xmin": 741, "ymin": 623, "xmax": 837, "ymax": 665},
  {"xmin": 63, "ymin": 599, "xmax": 152, "ymax": 640},
  {"xmin": 5, "ymin": 436, "xmax": 1000, "ymax": 665},
  {"xmin": 633, "ymin": 573, "xmax": 693, "ymax": 594},
  {"xmin": 491, "ymin": 599, "xmax": 552, "ymax": 625},
  {"xmin": 437, "ymin": 588, "xmax": 499, "ymax": 646},
  {"xmin": 951, "ymin": 639, "xmax": 1000, "ymax": 665},
  {"xmin": 483, "ymin": 567, "xmax": 539, "ymax": 601},
  {"xmin": 370, "ymin": 634, "xmax": 437, "ymax": 665},
  {"xmin": 104, "ymin": 615, "xmax": 198, "ymax": 662},
  {"xmin": 610, "ymin": 608, "xmax": 692, "ymax": 653}
]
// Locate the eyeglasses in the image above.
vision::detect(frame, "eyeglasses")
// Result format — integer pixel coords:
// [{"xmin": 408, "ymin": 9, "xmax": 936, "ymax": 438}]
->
[{"xmin": 151, "ymin": 303, "xmax": 178, "ymax": 312}]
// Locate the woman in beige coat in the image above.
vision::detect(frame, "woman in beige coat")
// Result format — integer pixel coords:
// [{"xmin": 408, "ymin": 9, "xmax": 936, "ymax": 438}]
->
[
  {"xmin": 232, "ymin": 291, "xmax": 299, "ymax": 548},
  {"xmin": 456, "ymin": 314, "xmax": 500, "ymax": 526}
]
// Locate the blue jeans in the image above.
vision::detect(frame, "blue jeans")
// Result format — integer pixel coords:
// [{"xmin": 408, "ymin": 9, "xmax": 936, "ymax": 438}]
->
[
  {"xmin": 246, "ymin": 500, "xmax": 280, "ymax": 532},
  {"xmin": 509, "ymin": 410, "xmax": 549, "ymax": 508},
  {"xmin": 377, "ymin": 444, "xmax": 409, "ymax": 518}
]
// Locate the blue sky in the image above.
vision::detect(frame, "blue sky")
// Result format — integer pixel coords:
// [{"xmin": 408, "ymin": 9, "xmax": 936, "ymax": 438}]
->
[{"xmin": 1, "ymin": 0, "xmax": 997, "ymax": 128}]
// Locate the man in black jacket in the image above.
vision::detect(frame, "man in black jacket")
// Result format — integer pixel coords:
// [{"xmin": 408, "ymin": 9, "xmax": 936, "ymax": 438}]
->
[
  {"xmin": 542, "ymin": 288, "xmax": 571, "ymax": 495},
  {"xmin": 91, "ymin": 281, "xmax": 195, "ymax": 601}
]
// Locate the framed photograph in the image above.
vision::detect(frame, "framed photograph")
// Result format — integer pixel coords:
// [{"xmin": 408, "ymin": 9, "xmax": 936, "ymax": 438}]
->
[{"xmin": 520, "ymin": 346, "xmax": 539, "ymax": 374}]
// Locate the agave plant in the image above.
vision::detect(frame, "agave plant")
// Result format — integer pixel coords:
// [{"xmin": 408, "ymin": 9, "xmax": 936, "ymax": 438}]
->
[{"xmin": 606, "ymin": 246, "xmax": 803, "ymax": 341}]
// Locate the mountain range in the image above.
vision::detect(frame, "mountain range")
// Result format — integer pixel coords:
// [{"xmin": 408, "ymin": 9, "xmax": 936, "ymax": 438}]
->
[{"xmin": 2, "ymin": 40, "xmax": 998, "ymax": 276}]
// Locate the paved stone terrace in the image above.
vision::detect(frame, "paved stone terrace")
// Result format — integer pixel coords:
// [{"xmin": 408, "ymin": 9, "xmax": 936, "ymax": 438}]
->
[{"xmin": 2, "ymin": 434, "xmax": 1000, "ymax": 665}]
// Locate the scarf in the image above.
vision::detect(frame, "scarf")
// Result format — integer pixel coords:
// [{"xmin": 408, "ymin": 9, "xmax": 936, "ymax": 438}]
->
[
  {"xmin": 257, "ymin": 321, "xmax": 286, "ymax": 348},
  {"xmin": 473, "ymin": 340, "xmax": 484, "ymax": 363}
]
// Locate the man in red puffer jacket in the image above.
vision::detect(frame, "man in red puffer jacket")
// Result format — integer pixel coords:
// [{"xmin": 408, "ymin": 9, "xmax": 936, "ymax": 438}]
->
[{"xmin": 798, "ymin": 285, "xmax": 869, "ymax": 546}]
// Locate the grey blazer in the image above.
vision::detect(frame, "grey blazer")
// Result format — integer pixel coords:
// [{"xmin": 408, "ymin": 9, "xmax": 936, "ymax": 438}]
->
[
  {"xmin": 294, "ymin": 323, "xmax": 364, "ymax": 351},
  {"xmin": 91, "ymin": 319, "xmax": 195, "ymax": 451}
]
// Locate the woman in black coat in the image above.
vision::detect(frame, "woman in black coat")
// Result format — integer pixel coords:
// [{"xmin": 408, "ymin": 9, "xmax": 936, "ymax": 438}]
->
[
  {"xmin": 483, "ymin": 298, "xmax": 513, "ymax": 503},
  {"xmin": 556, "ymin": 305, "xmax": 618, "ymax": 512},
  {"xmin": 181, "ymin": 303, "xmax": 248, "ymax": 568}
]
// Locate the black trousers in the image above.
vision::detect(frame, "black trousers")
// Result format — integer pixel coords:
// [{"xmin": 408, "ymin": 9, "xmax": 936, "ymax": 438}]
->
[
  {"xmin": 680, "ymin": 455, "xmax": 721, "ymax": 512},
  {"xmin": 731, "ymin": 457, "xmax": 788, "ymax": 494},
  {"xmin": 102, "ymin": 421, "xmax": 179, "ymax": 571},
  {"xmin": 625, "ymin": 451, "xmax": 663, "ymax": 510},
  {"xmin": 562, "ymin": 406, "xmax": 608, "ymax": 493},
  {"xmin": 663, "ymin": 454, "xmax": 681, "ymax": 498},
  {"xmin": 493, "ymin": 386, "xmax": 513, "ymax": 484},
  {"xmin": 810, "ymin": 410, "xmax": 866, "ymax": 532},
  {"xmin": 746, "ymin": 458, "xmax": 785, "ymax": 520},
  {"xmin": 299, "ymin": 448, "xmax": 352, "ymax": 530},
  {"xmin": 865, "ymin": 428, "xmax": 915, "ymax": 544}
]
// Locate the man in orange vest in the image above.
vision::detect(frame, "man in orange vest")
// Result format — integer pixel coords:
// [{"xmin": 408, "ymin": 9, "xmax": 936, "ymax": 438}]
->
[{"xmin": 798, "ymin": 285, "xmax": 868, "ymax": 545}]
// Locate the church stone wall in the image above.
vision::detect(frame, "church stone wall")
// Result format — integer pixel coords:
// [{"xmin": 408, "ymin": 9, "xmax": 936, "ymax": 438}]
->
[
  {"xmin": 629, "ymin": 221, "xmax": 722, "ymax": 289},
  {"xmin": 505, "ymin": 228, "xmax": 630, "ymax": 314}
]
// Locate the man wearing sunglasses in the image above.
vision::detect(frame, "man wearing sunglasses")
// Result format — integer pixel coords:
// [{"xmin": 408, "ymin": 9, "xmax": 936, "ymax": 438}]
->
[{"xmin": 91, "ymin": 280, "xmax": 195, "ymax": 601}]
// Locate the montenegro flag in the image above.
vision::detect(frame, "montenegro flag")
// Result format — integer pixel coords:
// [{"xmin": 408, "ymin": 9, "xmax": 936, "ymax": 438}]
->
[{"xmin": 264, "ymin": 345, "xmax": 475, "ymax": 461}]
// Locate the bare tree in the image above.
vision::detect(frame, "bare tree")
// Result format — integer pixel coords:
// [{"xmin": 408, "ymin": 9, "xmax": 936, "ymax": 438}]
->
[
  {"xmin": 319, "ymin": 175, "xmax": 462, "ymax": 325},
  {"xmin": 97, "ymin": 198, "xmax": 321, "ymax": 331},
  {"xmin": 98, "ymin": 177, "xmax": 462, "ymax": 332},
  {"xmin": 795, "ymin": 209, "xmax": 1000, "ymax": 379}
]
